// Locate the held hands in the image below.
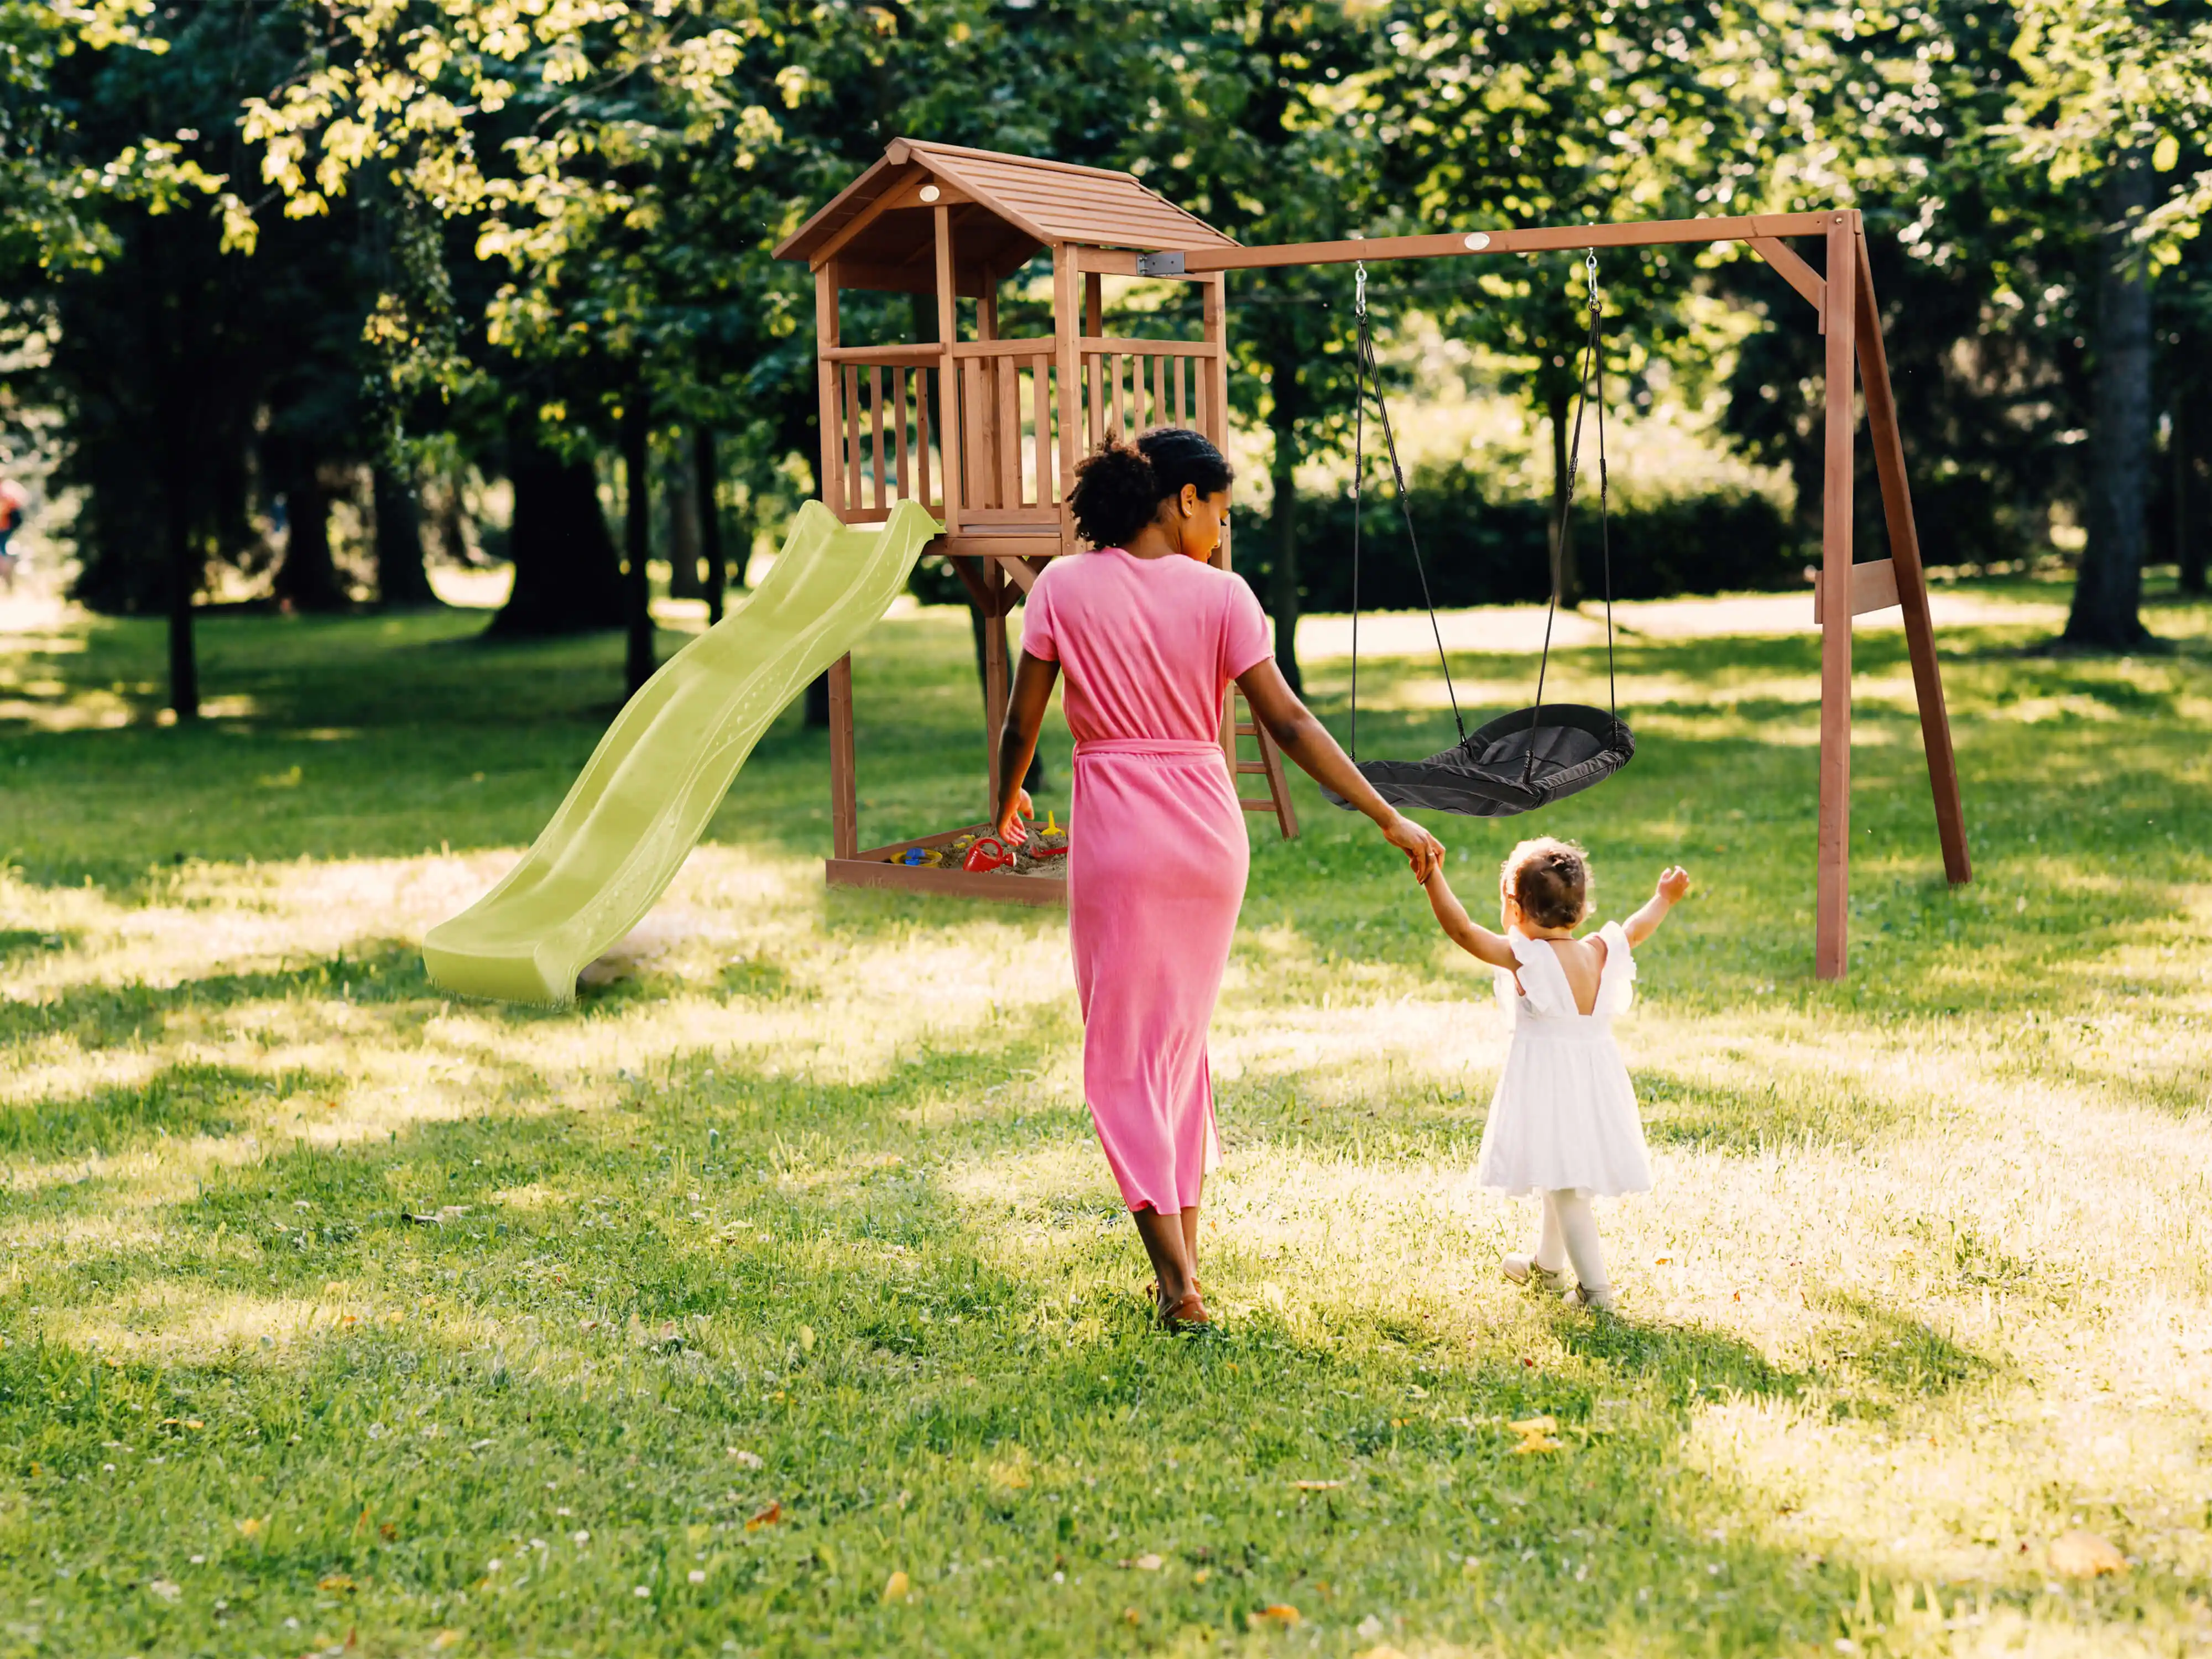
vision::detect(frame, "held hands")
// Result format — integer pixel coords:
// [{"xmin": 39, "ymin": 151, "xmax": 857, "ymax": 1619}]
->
[
  {"xmin": 1381, "ymin": 812, "xmax": 1446, "ymax": 883},
  {"xmin": 1655, "ymin": 865, "xmax": 1692, "ymax": 905},
  {"xmin": 994, "ymin": 787, "xmax": 1035, "ymax": 847}
]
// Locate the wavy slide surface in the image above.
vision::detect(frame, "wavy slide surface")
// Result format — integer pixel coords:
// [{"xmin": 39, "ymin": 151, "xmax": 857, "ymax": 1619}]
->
[{"xmin": 423, "ymin": 499, "xmax": 941, "ymax": 1004}]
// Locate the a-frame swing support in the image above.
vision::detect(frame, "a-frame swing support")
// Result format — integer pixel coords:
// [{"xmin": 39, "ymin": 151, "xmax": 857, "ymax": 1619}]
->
[{"xmin": 1138, "ymin": 207, "xmax": 1971, "ymax": 980}]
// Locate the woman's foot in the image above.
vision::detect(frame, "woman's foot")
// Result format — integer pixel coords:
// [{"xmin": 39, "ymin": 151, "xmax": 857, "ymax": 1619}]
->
[
  {"xmin": 1502, "ymin": 1253, "xmax": 1571, "ymax": 1292},
  {"xmin": 1158, "ymin": 1288, "xmax": 1212, "ymax": 1331},
  {"xmin": 1563, "ymin": 1281, "xmax": 1618, "ymax": 1313}
]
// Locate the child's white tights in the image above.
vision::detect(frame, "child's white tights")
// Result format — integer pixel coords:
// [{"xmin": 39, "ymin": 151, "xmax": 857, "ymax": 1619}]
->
[{"xmin": 1532, "ymin": 1189, "xmax": 1609, "ymax": 1296}]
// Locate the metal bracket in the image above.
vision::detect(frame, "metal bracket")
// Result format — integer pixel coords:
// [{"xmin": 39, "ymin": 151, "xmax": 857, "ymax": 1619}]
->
[{"xmin": 1134, "ymin": 250, "xmax": 1186, "ymax": 277}]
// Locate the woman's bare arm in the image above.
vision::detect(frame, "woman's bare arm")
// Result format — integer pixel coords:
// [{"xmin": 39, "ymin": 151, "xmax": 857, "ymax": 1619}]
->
[
  {"xmin": 1234, "ymin": 657, "xmax": 1443, "ymax": 881},
  {"xmin": 1422, "ymin": 865, "xmax": 1519, "ymax": 968},
  {"xmin": 993, "ymin": 649, "xmax": 1061, "ymax": 842}
]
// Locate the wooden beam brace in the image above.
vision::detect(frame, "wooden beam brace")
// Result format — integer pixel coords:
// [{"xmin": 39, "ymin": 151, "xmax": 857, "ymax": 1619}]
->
[
  {"xmin": 1811, "ymin": 556, "xmax": 1900, "ymax": 622},
  {"xmin": 1750, "ymin": 236, "xmax": 1827, "ymax": 321}
]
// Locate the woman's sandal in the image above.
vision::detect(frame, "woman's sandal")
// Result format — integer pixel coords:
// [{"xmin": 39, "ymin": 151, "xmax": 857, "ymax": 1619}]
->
[
  {"xmin": 1159, "ymin": 1288, "xmax": 1213, "ymax": 1332},
  {"xmin": 1563, "ymin": 1282, "xmax": 1618, "ymax": 1313}
]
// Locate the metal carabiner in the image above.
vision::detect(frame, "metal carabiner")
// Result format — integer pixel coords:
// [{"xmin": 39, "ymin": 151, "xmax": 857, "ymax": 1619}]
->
[
  {"xmin": 1584, "ymin": 248, "xmax": 1599, "ymax": 305},
  {"xmin": 1354, "ymin": 259, "xmax": 1368, "ymax": 320}
]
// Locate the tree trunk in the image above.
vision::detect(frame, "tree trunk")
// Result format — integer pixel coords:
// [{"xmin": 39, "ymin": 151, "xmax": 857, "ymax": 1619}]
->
[
  {"xmin": 373, "ymin": 466, "xmax": 441, "ymax": 608},
  {"xmin": 1547, "ymin": 385, "xmax": 1581, "ymax": 609},
  {"xmin": 273, "ymin": 468, "xmax": 347, "ymax": 612},
  {"xmin": 697, "ymin": 425, "xmax": 726, "ymax": 624},
  {"xmin": 1267, "ymin": 363, "xmax": 1303, "ymax": 695},
  {"xmin": 165, "ymin": 457, "xmax": 198, "ymax": 721},
  {"xmin": 2179, "ymin": 392, "xmax": 2208, "ymax": 597},
  {"xmin": 666, "ymin": 430, "xmax": 703, "ymax": 599},
  {"xmin": 489, "ymin": 420, "xmax": 624, "ymax": 636},
  {"xmin": 624, "ymin": 390, "xmax": 655, "ymax": 697},
  {"xmin": 2065, "ymin": 156, "xmax": 2156, "ymax": 649}
]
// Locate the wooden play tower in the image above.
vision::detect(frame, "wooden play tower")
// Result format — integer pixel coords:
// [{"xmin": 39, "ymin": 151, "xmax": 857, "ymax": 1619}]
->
[
  {"xmin": 776, "ymin": 138, "xmax": 1971, "ymax": 979},
  {"xmin": 773, "ymin": 138, "xmax": 1300, "ymax": 907}
]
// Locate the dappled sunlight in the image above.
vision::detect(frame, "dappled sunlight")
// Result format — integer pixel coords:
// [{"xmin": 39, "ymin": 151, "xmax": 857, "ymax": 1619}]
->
[{"xmin": 4, "ymin": 588, "xmax": 2210, "ymax": 1655}]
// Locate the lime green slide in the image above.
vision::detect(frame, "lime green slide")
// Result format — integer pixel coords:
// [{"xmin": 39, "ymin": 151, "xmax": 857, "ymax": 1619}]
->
[{"xmin": 422, "ymin": 499, "xmax": 941, "ymax": 1005}]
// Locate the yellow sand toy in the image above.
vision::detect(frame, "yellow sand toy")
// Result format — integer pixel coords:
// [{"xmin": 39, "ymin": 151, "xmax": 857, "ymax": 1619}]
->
[{"xmin": 422, "ymin": 500, "xmax": 941, "ymax": 1005}]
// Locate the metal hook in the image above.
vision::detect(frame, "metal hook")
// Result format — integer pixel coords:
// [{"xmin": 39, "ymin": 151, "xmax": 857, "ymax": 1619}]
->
[
  {"xmin": 1354, "ymin": 260, "xmax": 1368, "ymax": 319},
  {"xmin": 1584, "ymin": 248, "xmax": 1599, "ymax": 303}
]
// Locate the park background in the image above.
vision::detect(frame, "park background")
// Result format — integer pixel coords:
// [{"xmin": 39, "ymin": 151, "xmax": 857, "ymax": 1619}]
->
[{"xmin": 2, "ymin": 4, "xmax": 2210, "ymax": 1657}]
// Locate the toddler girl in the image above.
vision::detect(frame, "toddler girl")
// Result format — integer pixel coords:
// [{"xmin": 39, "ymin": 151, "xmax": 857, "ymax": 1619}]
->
[{"xmin": 1421, "ymin": 838, "xmax": 1690, "ymax": 1311}]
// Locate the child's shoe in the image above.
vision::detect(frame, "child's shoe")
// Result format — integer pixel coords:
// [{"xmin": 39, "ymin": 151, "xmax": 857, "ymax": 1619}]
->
[
  {"xmin": 1563, "ymin": 1281, "xmax": 1618, "ymax": 1313},
  {"xmin": 1501, "ymin": 1253, "xmax": 1571, "ymax": 1292}
]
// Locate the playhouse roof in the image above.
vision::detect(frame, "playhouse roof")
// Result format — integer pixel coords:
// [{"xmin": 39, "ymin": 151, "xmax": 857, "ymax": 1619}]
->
[{"xmin": 773, "ymin": 138, "xmax": 1236, "ymax": 290}]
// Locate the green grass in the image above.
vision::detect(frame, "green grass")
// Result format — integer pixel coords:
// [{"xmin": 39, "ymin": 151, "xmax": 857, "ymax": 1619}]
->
[{"xmin": 2, "ymin": 578, "xmax": 2210, "ymax": 1657}]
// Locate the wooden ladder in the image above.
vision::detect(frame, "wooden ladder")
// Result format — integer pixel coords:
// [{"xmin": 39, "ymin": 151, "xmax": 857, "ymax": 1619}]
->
[{"xmin": 1222, "ymin": 686, "xmax": 1298, "ymax": 839}]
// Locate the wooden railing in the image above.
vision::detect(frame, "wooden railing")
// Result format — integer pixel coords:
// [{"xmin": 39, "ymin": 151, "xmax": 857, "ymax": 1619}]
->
[
  {"xmin": 951, "ymin": 338, "xmax": 1058, "ymax": 525},
  {"xmin": 822, "ymin": 334, "xmax": 1227, "ymax": 534},
  {"xmin": 823, "ymin": 346, "xmax": 942, "ymax": 523},
  {"xmin": 1078, "ymin": 337, "xmax": 1221, "ymax": 451}
]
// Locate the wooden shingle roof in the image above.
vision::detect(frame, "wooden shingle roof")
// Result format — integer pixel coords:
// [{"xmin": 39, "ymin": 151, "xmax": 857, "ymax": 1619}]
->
[{"xmin": 774, "ymin": 139, "xmax": 1234, "ymax": 289}]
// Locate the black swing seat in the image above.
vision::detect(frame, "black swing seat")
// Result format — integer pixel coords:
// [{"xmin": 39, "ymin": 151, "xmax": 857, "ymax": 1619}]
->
[{"xmin": 1323, "ymin": 703, "xmax": 1634, "ymax": 818}]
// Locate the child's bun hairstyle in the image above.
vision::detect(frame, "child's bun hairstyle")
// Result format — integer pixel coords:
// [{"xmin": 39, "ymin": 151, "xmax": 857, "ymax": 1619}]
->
[
  {"xmin": 1067, "ymin": 427, "xmax": 1235, "ymax": 549},
  {"xmin": 1502, "ymin": 837, "xmax": 1592, "ymax": 930}
]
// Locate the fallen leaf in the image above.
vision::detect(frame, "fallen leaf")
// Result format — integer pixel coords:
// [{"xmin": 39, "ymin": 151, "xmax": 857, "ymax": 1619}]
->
[
  {"xmin": 727, "ymin": 1448, "xmax": 764, "ymax": 1469},
  {"xmin": 1122, "ymin": 1553, "xmax": 1164, "ymax": 1571},
  {"xmin": 379, "ymin": 1523, "xmax": 399, "ymax": 1542},
  {"xmin": 2049, "ymin": 1530, "xmax": 2126, "ymax": 1578},
  {"xmin": 1193, "ymin": 1568, "xmax": 1212, "ymax": 1585},
  {"xmin": 430, "ymin": 1632, "xmax": 463, "ymax": 1651},
  {"xmin": 1507, "ymin": 1416, "xmax": 1558, "ymax": 1437},
  {"xmin": 882, "ymin": 1569, "xmax": 910, "ymax": 1604},
  {"xmin": 236, "ymin": 1516, "xmax": 265, "ymax": 1540},
  {"xmin": 319, "ymin": 1573, "xmax": 357, "ymax": 1593},
  {"xmin": 1123, "ymin": 1607, "xmax": 1141, "ymax": 1624},
  {"xmin": 1250, "ymin": 1604, "xmax": 1302, "ymax": 1627},
  {"xmin": 1512, "ymin": 1436, "xmax": 1564, "ymax": 1455},
  {"xmin": 1291, "ymin": 1480, "xmax": 1343, "ymax": 1491},
  {"xmin": 798, "ymin": 1325, "xmax": 816, "ymax": 1352},
  {"xmin": 746, "ymin": 1501, "xmax": 782, "ymax": 1530}
]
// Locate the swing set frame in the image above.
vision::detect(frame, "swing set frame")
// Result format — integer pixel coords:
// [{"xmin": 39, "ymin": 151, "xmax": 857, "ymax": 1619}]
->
[{"xmin": 780, "ymin": 140, "xmax": 1969, "ymax": 980}]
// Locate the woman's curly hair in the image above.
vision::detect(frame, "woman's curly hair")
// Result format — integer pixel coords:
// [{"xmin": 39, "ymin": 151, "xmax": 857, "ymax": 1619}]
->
[
  {"xmin": 1066, "ymin": 427, "xmax": 1234, "ymax": 549},
  {"xmin": 1501, "ymin": 837, "xmax": 1592, "ymax": 930}
]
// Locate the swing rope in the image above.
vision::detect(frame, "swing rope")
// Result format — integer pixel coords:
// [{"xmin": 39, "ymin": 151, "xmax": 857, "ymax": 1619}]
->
[
  {"xmin": 1525, "ymin": 249, "xmax": 1620, "ymax": 781},
  {"xmin": 1323, "ymin": 248, "xmax": 1636, "ymax": 822},
  {"xmin": 1349, "ymin": 259, "xmax": 1463, "ymax": 760}
]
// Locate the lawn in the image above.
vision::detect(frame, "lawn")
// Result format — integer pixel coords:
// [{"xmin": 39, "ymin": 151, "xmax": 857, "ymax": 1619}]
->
[{"xmin": 2, "ymin": 577, "xmax": 2209, "ymax": 1658}]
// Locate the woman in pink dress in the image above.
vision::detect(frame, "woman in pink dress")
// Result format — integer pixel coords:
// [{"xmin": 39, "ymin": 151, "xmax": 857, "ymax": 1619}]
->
[{"xmin": 994, "ymin": 429, "xmax": 1444, "ymax": 1329}]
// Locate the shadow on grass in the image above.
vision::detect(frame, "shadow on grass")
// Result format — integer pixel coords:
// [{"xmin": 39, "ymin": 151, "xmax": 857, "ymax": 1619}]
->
[{"xmin": 0, "ymin": 1060, "xmax": 338, "ymax": 1161}]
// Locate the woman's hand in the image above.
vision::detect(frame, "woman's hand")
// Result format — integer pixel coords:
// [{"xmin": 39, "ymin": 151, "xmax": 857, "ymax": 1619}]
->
[
  {"xmin": 1380, "ymin": 811, "xmax": 1444, "ymax": 883},
  {"xmin": 995, "ymin": 787, "xmax": 1035, "ymax": 846}
]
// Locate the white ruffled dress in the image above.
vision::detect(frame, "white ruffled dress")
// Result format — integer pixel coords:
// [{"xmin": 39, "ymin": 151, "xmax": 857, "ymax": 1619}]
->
[{"xmin": 1474, "ymin": 923, "xmax": 1653, "ymax": 1198}]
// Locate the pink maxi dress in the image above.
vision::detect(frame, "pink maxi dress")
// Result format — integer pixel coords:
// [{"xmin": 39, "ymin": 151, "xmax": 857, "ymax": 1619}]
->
[{"xmin": 1019, "ymin": 548, "xmax": 1273, "ymax": 1214}]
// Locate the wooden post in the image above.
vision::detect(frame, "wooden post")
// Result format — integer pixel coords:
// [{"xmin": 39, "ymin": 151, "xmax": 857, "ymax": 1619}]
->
[
  {"xmin": 983, "ymin": 556, "xmax": 1009, "ymax": 818},
  {"xmin": 1055, "ymin": 245, "xmax": 1081, "ymax": 543},
  {"xmin": 815, "ymin": 265, "xmax": 842, "ymax": 517},
  {"xmin": 1816, "ymin": 211, "xmax": 1859, "ymax": 980},
  {"xmin": 1855, "ymin": 229, "xmax": 1970, "ymax": 887},
  {"xmin": 934, "ymin": 206, "xmax": 962, "ymax": 536},
  {"xmin": 828, "ymin": 654, "xmax": 858, "ymax": 860},
  {"xmin": 1201, "ymin": 273, "xmax": 1229, "ymax": 447}
]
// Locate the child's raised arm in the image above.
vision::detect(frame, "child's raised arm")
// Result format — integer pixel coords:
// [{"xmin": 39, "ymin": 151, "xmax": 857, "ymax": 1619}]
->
[
  {"xmin": 1623, "ymin": 865, "xmax": 1692, "ymax": 947},
  {"xmin": 1423, "ymin": 865, "xmax": 1519, "ymax": 969}
]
